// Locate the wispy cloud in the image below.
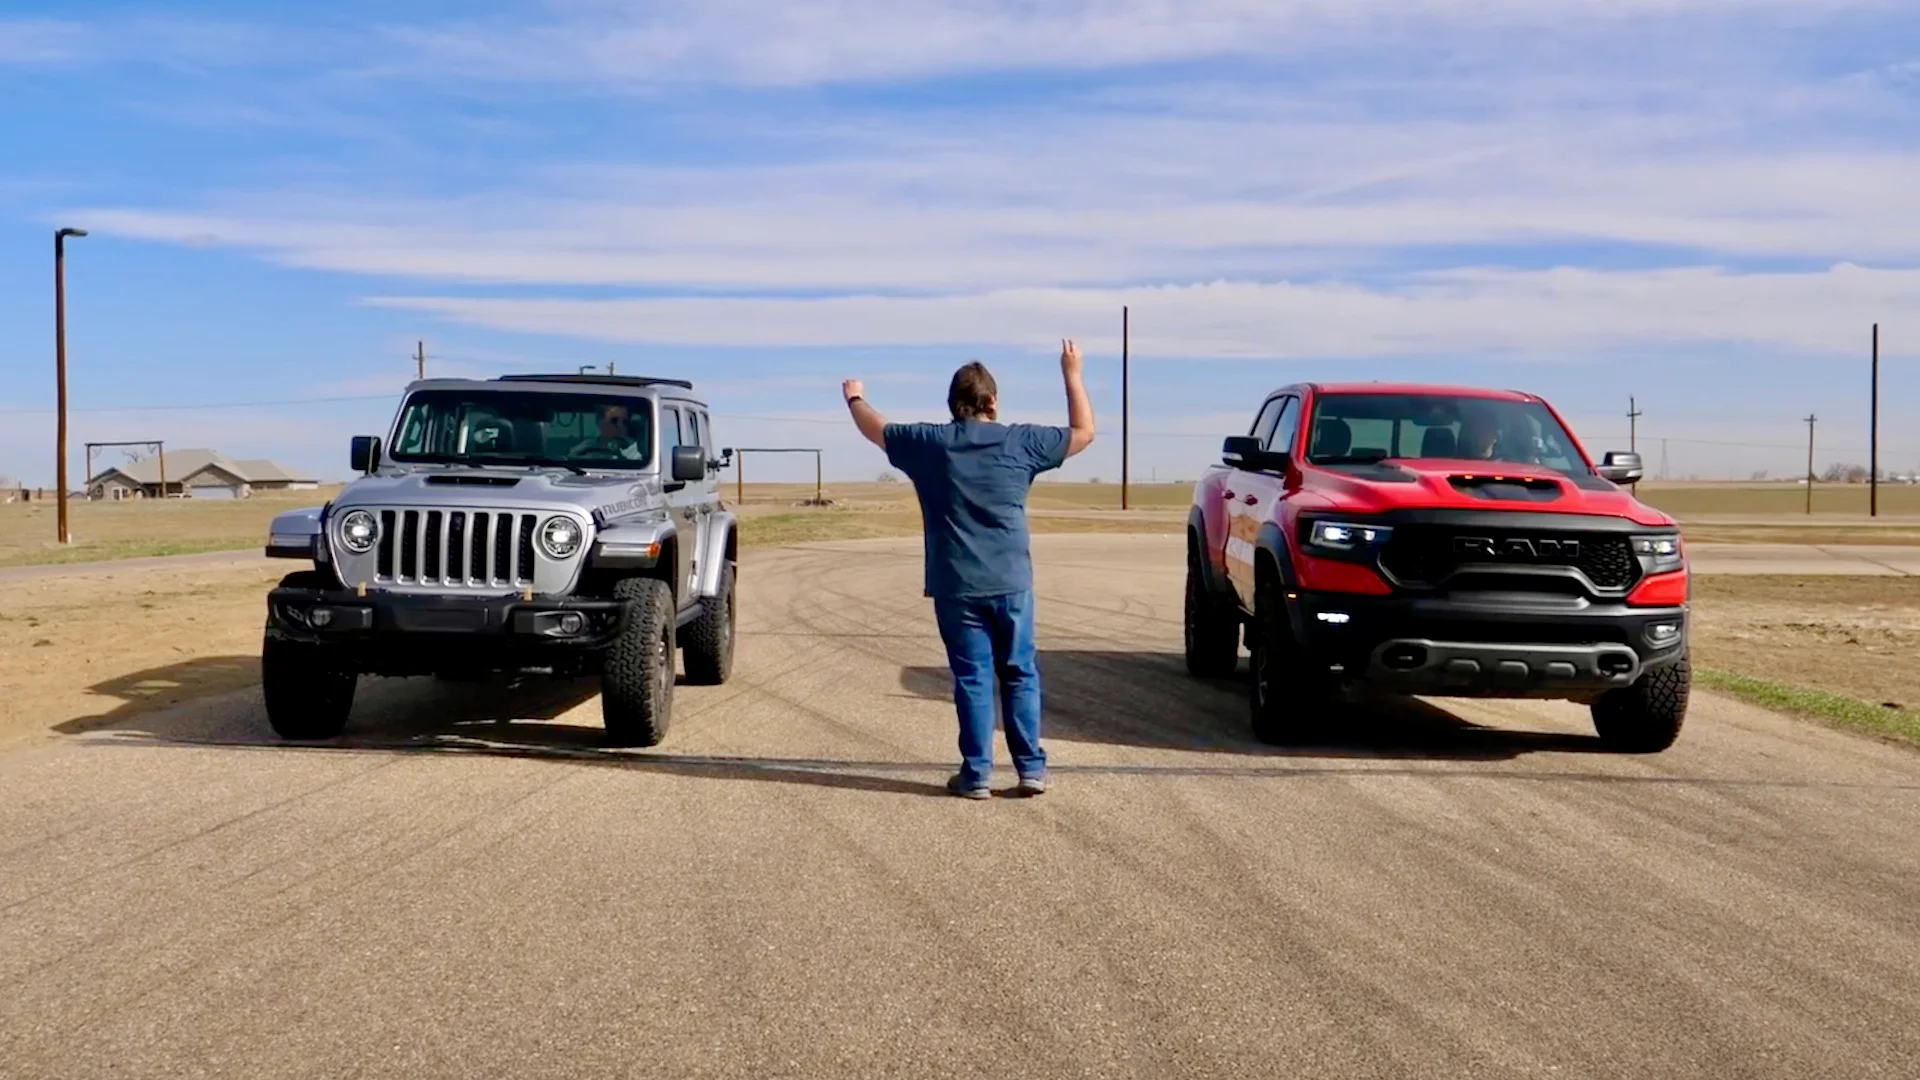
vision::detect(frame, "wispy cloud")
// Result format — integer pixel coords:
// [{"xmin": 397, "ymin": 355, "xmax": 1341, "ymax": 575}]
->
[{"xmin": 364, "ymin": 264, "xmax": 1919, "ymax": 358}]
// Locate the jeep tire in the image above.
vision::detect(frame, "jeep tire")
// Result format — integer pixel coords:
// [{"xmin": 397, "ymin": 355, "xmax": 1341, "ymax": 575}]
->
[
  {"xmin": 603, "ymin": 576, "xmax": 675, "ymax": 746},
  {"xmin": 1184, "ymin": 540, "xmax": 1239, "ymax": 678},
  {"xmin": 261, "ymin": 571, "xmax": 357, "ymax": 740},
  {"xmin": 1247, "ymin": 566, "xmax": 1334, "ymax": 745},
  {"xmin": 682, "ymin": 560, "xmax": 735, "ymax": 686},
  {"xmin": 1591, "ymin": 652, "xmax": 1689, "ymax": 753}
]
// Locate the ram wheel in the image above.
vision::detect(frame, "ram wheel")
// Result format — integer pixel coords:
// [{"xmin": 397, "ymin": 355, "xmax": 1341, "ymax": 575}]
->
[
  {"xmin": 602, "ymin": 577, "xmax": 676, "ymax": 746},
  {"xmin": 1184, "ymin": 541, "xmax": 1240, "ymax": 678},
  {"xmin": 1247, "ymin": 566, "xmax": 1333, "ymax": 745},
  {"xmin": 682, "ymin": 561, "xmax": 736, "ymax": 686},
  {"xmin": 1591, "ymin": 653, "xmax": 1689, "ymax": 753},
  {"xmin": 261, "ymin": 635, "xmax": 356, "ymax": 740}
]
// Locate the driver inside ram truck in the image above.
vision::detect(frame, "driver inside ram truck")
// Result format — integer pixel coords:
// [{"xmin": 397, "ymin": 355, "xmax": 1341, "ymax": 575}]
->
[{"xmin": 390, "ymin": 390, "xmax": 656, "ymax": 469}]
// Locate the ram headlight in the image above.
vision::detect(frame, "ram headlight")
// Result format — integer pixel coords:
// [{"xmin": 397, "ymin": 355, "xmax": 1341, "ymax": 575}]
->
[
  {"xmin": 1632, "ymin": 534, "xmax": 1684, "ymax": 572},
  {"xmin": 338, "ymin": 510, "xmax": 379, "ymax": 554},
  {"xmin": 539, "ymin": 515, "xmax": 585, "ymax": 559},
  {"xmin": 1306, "ymin": 520, "xmax": 1393, "ymax": 552}
]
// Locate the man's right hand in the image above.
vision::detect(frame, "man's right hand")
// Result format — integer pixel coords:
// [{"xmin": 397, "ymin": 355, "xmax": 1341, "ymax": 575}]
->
[
  {"xmin": 842, "ymin": 379, "xmax": 865, "ymax": 404},
  {"xmin": 1060, "ymin": 339, "xmax": 1082, "ymax": 378}
]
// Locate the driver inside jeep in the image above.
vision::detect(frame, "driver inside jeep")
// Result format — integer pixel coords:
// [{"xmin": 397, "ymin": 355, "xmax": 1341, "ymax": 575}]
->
[{"xmin": 569, "ymin": 404, "xmax": 645, "ymax": 460}]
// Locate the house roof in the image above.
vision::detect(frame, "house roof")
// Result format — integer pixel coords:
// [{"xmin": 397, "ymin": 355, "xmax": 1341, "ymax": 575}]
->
[{"xmin": 89, "ymin": 449, "xmax": 315, "ymax": 486}]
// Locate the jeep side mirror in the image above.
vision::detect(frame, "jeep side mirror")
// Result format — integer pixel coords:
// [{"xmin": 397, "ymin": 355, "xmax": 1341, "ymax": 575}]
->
[
  {"xmin": 1596, "ymin": 451, "xmax": 1644, "ymax": 484},
  {"xmin": 1223, "ymin": 435, "xmax": 1288, "ymax": 473},
  {"xmin": 350, "ymin": 436, "xmax": 381, "ymax": 474},
  {"xmin": 671, "ymin": 445, "xmax": 708, "ymax": 483}
]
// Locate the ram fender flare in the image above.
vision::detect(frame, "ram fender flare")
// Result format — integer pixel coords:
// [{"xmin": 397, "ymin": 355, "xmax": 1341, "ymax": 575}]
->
[
  {"xmin": 694, "ymin": 510, "xmax": 738, "ymax": 599},
  {"xmin": 1254, "ymin": 520, "xmax": 1310, "ymax": 646},
  {"xmin": 1187, "ymin": 506, "xmax": 1229, "ymax": 597}
]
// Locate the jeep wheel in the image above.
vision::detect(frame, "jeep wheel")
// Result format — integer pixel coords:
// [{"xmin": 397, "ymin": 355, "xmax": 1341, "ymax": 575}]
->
[
  {"xmin": 1248, "ymin": 566, "xmax": 1333, "ymax": 745},
  {"xmin": 1184, "ymin": 542, "xmax": 1239, "ymax": 679},
  {"xmin": 261, "ymin": 635, "xmax": 357, "ymax": 740},
  {"xmin": 602, "ymin": 577, "xmax": 675, "ymax": 746},
  {"xmin": 682, "ymin": 561, "xmax": 735, "ymax": 686},
  {"xmin": 1591, "ymin": 653, "xmax": 1689, "ymax": 753}
]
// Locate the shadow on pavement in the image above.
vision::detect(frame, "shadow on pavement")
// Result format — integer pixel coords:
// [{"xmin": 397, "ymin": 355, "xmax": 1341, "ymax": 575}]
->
[
  {"xmin": 56, "ymin": 655, "xmax": 950, "ymax": 799},
  {"xmin": 900, "ymin": 649, "xmax": 1611, "ymax": 762}
]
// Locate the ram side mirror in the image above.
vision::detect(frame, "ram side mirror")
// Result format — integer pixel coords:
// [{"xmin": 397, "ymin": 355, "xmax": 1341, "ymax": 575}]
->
[
  {"xmin": 350, "ymin": 436, "xmax": 381, "ymax": 475},
  {"xmin": 671, "ymin": 445, "xmax": 708, "ymax": 483},
  {"xmin": 1223, "ymin": 435, "xmax": 1288, "ymax": 473},
  {"xmin": 1596, "ymin": 451, "xmax": 1644, "ymax": 484}
]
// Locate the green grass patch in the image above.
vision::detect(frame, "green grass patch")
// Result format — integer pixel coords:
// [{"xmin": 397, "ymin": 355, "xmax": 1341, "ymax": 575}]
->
[{"xmin": 1698, "ymin": 667, "xmax": 1920, "ymax": 745}]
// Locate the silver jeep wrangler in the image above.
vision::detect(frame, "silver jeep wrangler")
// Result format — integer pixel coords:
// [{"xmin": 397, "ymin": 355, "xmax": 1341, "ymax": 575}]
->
[{"xmin": 261, "ymin": 373, "xmax": 737, "ymax": 746}]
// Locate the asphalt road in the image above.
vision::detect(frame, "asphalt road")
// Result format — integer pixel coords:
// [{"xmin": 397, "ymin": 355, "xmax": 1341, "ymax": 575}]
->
[{"xmin": 3, "ymin": 534, "xmax": 1918, "ymax": 1079}]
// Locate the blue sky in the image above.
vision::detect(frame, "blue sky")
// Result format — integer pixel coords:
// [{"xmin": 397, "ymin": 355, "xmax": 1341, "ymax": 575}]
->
[{"xmin": 3, "ymin": 0, "xmax": 1919, "ymax": 487}]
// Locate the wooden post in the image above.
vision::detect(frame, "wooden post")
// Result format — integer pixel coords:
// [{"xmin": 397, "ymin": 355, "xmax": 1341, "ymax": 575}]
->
[
  {"xmin": 1121, "ymin": 305, "xmax": 1130, "ymax": 511},
  {"xmin": 1870, "ymin": 323, "xmax": 1879, "ymax": 518},
  {"xmin": 1805, "ymin": 413, "xmax": 1817, "ymax": 515}
]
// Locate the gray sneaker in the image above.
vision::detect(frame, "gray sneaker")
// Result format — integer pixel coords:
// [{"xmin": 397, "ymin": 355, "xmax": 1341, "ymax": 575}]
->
[
  {"xmin": 1010, "ymin": 775, "xmax": 1047, "ymax": 797},
  {"xmin": 946, "ymin": 773, "xmax": 990, "ymax": 800}
]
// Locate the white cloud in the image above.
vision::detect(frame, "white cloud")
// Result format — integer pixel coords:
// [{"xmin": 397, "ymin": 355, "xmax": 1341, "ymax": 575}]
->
[
  {"xmin": 365, "ymin": 264, "xmax": 1919, "ymax": 358},
  {"xmin": 0, "ymin": 17, "xmax": 82, "ymax": 65},
  {"xmin": 384, "ymin": 0, "xmax": 1902, "ymax": 88}
]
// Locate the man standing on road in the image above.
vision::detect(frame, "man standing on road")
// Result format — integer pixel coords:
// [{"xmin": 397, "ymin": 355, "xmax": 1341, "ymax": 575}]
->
[{"xmin": 843, "ymin": 341, "xmax": 1096, "ymax": 799}]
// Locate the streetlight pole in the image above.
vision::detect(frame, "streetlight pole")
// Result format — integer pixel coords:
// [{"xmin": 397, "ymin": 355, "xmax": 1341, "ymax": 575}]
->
[{"xmin": 54, "ymin": 227, "xmax": 88, "ymax": 545}]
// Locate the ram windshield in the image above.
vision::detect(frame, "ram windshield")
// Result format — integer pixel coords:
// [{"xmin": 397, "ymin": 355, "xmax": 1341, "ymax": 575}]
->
[{"xmin": 1306, "ymin": 393, "xmax": 1586, "ymax": 475}]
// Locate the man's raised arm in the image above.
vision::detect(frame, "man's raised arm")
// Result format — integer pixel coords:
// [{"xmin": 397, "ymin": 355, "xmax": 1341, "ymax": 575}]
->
[
  {"xmin": 1061, "ymin": 340, "xmax": 1096, "ymax": 458},
  {"xmin": 843, "ymin": 379, "xmax": 887, "ymax": 449}
]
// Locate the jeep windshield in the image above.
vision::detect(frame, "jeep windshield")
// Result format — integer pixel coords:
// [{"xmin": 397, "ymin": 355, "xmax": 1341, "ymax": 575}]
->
[
  {"xmin": 389, "ymin": 390, "xmax": 654, "ymax": 470},
  {"xmin": 1305, "ymin": 393, "xmax": 1585, "ymax": 474}
]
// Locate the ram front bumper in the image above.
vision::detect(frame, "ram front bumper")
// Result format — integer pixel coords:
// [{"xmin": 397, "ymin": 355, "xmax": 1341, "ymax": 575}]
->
[{"xmin": 1287, "ymin": 591, "xmax": 1686, "ymax": 699}]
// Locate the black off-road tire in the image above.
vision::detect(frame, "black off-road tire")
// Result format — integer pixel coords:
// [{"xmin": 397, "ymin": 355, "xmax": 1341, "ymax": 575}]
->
[
  {"xmin": 261, "ymin": 570, "xmax": 356, "ymax": 740},
  {"xmin": 261, "ymin": 635, "xmax": 357, "ymax": 740},
  {"xmin": 1248, "ymin": 565, "xmax": 1335, "ymax": 745},
  {"xmin": 1185, "ymin": 541, "xmax": 1240, "ymax": 679},
  {"xmin": 1591, "ymin": 653, "xmax": 1690, "ymax": 753},
  {"xmin": 681, "ymin": 561, "xmax": 736, "ymax": 686},
  {"xmin": 602, "ymin": 577, "xmax": 675, "ymax": 746}
]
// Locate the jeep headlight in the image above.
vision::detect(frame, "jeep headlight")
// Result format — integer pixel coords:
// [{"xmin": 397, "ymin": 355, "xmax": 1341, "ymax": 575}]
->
[
  {"xmin": 1306, "ymin": 520, "xmax": 1393, "ymax": 553},
  {"xmin": 338, "ymin": 510, "xmax": 379, "ymax": 554},
  {"xmin": 1632, "ymin": 533, "xmax": 1684, "ymax": 572},
  {"xmin": 539, "ymin": 515, "xmax": 584, "ymax": 559}
]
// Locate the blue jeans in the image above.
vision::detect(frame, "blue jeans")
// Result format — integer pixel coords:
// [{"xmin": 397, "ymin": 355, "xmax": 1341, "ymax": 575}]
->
[{"xmin": 932, "ymin": 590, "xmax": 1045, "ymax": 787}]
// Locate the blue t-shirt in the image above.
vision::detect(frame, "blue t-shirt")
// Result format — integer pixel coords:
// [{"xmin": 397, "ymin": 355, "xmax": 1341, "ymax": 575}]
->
[{"xmin": 883, "ymin": 419, "xmax": 1072, "ymax": 600}]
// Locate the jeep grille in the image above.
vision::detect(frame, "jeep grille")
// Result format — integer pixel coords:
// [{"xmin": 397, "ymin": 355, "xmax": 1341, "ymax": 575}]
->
[
  {"xmin": 1379, "ymin": 526, "xmax": 1641, "ymax": 592},
  {"xmin": 373, "ymin": 509, "xmax": 542, "ymax": 588}
]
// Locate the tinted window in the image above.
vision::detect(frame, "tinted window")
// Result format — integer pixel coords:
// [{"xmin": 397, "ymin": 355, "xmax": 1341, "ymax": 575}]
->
[
  {"xmin": 390, "ymin": 390, "xmax": 654, "ymax": 469},
  {"xmin": 1249, "ymin": 397, "xmax": 1285, "ymax": 446},
  {"xmin": 1305, "ymin": 393, "xmax": 1581, "ymax": 474},
  {"xmin": 1268, "ymin": 397, "xmax": 1301, "ymax": 454}
]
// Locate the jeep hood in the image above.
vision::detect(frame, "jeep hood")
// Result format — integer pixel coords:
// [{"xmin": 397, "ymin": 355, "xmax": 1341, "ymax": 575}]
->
[
  {"xmin": 1304, "ymin": 458, "xmax": 1675, "ymax": 526},
  {"xmin": 331, "ymin": 468, "xmax": 666, "ymax": 521}
]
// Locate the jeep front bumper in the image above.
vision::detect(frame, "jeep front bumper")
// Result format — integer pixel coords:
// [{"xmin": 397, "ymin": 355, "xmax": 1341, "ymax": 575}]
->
[
  {"xmin": 1287, "ymin": 590, "xmax": 1686, "ymax": 698},
  {"xmin": 267, "ymin": 584, "xmax": 631, "ymax": 674}
]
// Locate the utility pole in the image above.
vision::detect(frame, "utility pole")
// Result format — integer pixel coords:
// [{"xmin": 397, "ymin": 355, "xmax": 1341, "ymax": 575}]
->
[
  {"xmin": 1660, "ymin": 438, "xmax": 1669, "ymax": 481},
  {"xmin": 1805, "ymin": 413, "xmax": 1817, "ymax": 515},
  {"xmin": 1626, "ymin": 396, "xmax": 1642, "ymax": 492},
  {"xmin": 415, "ymin": 341, "xmax": 425, "ymax": 381},
  {"xmin": 1870, "ymin": 323, "xmax": 1880, "ymax": 518},
  {"xmin": 54, "ymin": 227, "xmax": 88, "ymax": 545},
  {"xmin": 1121, "ymin": 305, "xmax": 1130, "ymax": 511}
]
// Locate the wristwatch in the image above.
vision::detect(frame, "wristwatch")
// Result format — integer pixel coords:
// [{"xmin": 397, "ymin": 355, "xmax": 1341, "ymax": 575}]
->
[{"xmin": 846, "ymin": 395, "xmax": 865, "ymax": 406}]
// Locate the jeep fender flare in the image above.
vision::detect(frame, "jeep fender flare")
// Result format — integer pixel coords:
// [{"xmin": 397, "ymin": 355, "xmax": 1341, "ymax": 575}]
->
[
  {"xmin": 590, "ymin": 517, "xmax": 677, "ymax": 571},
  {"xmin": 694, "ymin": 510, "xmax": 738, "ymax": 599}
]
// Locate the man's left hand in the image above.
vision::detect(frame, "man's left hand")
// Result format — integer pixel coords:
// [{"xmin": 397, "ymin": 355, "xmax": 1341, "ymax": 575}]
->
[{"xmin": 843, "ymin": 379, "xmax": 865, "ymax": 404}]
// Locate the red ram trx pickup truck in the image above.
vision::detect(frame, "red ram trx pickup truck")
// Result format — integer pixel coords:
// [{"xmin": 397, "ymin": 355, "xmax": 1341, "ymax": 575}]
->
[{"xmin": 1185, "ymin": 383, "xmax": 1689, "ymax": 752}]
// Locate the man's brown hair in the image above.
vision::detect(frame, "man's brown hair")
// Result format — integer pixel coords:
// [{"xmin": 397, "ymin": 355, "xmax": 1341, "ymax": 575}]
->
[{"xmin": 948, "ymin": 361, "xmax": 997, "ymax": 421}]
